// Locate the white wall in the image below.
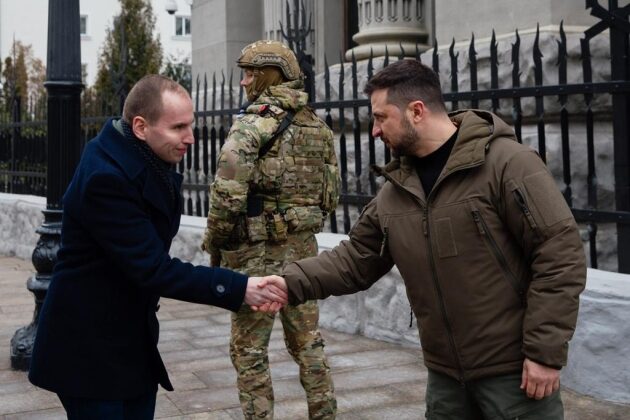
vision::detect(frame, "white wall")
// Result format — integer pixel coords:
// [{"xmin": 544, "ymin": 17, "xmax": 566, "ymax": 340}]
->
[
  {"xmin": 433, "ymin": 0, "xmax": 603, "ymax": 43},
  {"xmin": 0, "ymin": 0, "xmax": 192, "ymax": 87}
]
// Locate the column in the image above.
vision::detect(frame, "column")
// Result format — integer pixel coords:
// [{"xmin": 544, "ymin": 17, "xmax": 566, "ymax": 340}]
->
[{"xmin": 347, "ymin": 0, "xmax": 432, "ymax": 60}]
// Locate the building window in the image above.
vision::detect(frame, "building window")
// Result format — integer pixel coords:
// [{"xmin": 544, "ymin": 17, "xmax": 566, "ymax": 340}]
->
[
  {"xmin": 80, "ymin": 15, "xmax": 88, "ymax": 35},
  {"xmin": 175, "ymin": 16, "xmax": 191, "ymax": 36}
]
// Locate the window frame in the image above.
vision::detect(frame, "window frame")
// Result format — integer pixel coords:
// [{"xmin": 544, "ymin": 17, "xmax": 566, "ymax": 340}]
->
[
  {"xmin": 80, "ymin": 15, "xmax": 88, "ymax": 36},
  {"xmin": 174, "ymin": 15, "xmax": 191, "ymax": 37}
]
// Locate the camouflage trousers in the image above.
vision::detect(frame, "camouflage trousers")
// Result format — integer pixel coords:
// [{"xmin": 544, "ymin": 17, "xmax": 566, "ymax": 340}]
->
[{"xmin": 230, "ymin": 301, "xmax": 337, "ymax": 420}]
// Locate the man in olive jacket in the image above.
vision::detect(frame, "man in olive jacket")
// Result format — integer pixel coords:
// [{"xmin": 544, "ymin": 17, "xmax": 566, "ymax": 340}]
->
[{"xmin": 260, "ymin": 60, "xmax": 586, "ymax": 418}]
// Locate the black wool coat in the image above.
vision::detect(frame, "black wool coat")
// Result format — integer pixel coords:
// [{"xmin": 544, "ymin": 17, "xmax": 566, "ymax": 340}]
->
[{"xmin": 29, "ymin": 119, "xmax": 248, "ymax": 399}]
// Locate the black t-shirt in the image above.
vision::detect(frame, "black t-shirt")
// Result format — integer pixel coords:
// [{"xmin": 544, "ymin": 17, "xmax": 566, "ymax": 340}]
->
[{"xmin": 414, "ymin": 129, "xmax": 458, "ymax": 196}]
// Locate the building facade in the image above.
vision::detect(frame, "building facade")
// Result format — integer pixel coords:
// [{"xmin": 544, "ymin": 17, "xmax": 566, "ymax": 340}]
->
[{"xmin": 191, "ymin": 0, "xmax": 599, "ymax": 82}]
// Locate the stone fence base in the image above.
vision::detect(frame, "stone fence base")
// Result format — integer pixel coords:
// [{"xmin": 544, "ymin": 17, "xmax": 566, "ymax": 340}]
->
[{"xmin": 1, "ymin": 192, "xmax": 627, "ymax": 403}]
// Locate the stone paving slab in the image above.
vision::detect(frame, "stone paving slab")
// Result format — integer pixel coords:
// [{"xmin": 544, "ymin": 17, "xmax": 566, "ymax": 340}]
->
[{"xmin": 0, "ymin": 256, "xmax": 628, "ymax": 419}]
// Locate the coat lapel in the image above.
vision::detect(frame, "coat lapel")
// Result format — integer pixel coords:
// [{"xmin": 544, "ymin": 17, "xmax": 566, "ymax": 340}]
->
[
  {"xmin": 142, "ymin": 173, "xmax": 173, "ymax": 221},
  {"xmin": 99, "ymin": 119, "xmax": 178, "ymax": 223}
]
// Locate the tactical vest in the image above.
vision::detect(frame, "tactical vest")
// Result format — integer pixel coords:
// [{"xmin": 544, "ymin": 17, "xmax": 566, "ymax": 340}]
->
[{"xmin": 240, "ymin": 107, "xmax": 339, "ymax": 243}]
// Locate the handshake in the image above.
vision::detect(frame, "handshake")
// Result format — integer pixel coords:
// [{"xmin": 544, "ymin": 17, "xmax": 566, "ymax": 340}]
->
[{"xmin": 244, "ymin": 275, "xmax": 289, "ymax": 313}]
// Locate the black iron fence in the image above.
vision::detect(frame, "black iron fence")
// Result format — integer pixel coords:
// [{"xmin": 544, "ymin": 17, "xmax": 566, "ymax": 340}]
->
[
  {"xmin": 0, "ymin": 115, "xmax": 103, "ymax": 196},
  {"xmin": 1, "ymin": 4, "xmax": 629, "ymax": 272}
]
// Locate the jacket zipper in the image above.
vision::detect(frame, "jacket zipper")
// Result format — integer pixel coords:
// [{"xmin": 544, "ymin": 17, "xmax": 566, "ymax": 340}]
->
[
  {"xmin": 513, "ymin": 188, "xmax": 540, "ymax": 237},
  {"xmin": 471, "ymin": 209, "xmax": 525, "ymax": 305},
  {"xmin": 379, "ymin": 227, "xmax": 389, "ymax": 257},
  {"xmin": 423, "ymin": 208, "xmax": 466, "ymax": 384},
  {"xmin": 375, "ymin": 156, "xmax": 488, "ymax": 385}
]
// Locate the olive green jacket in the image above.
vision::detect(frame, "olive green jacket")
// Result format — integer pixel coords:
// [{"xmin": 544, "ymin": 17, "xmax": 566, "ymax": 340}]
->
[{"xmin": 284, "ymin": 109, "xmax": 586, "ymax": 381}]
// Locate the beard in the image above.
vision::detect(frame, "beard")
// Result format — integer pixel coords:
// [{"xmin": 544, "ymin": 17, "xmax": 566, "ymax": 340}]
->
[{"xmin": 389, "ymin": 115, "xmax": 420, "ymax": 157}]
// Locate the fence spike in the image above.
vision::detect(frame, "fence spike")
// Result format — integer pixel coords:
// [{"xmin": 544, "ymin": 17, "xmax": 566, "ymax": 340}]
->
[
  {"xmin": 449, "ymin": 38, "xmax": 459, "ymax": 110},
  {"xmin": 338, "ymin": 50, "xmax": 345, "ymax": 96},
  {"xmin": 490, "ymin": 30, "xmax": 499, "ymax": 112},
  {"xmin": 534, "ymin": 24, "xmax": 543, "ymax": 85},
  {"xmin": 203, "ymin": 73, "xmax": 208, "ymax": 121},
  {"xmin": 194, "ymin": 75, "xmax": 201, "ymax": 124},
  {"xmin": 469, "ymin": 33, "xmax": 478, "ymax": 108},
  {"xmin": 324, "ymin": 55, "xmax": 331, "ymax": 102},
  {"xmin": 211, "ymin": 72, "xmax": 217, "ymax": 125},
  {"xmin": 557, "ymin": 20, "xmax": 567, "ymax": 69},
  {"xmin": 432, "ymin": 38, "xmax": 439, "ymax": 74},
  {"xmin": 220, "ymin": 70, "xmax": 226, "ymax": 112}
]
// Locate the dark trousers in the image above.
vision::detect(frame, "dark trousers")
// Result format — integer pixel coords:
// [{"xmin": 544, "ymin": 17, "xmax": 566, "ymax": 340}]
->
[
  {"xmin": 58, "ymin": 391, "xmax": 157, "ymax": 420},
  {"xmin": 425, "ymin": 369, "xmax": 564, "ymax": 420}
]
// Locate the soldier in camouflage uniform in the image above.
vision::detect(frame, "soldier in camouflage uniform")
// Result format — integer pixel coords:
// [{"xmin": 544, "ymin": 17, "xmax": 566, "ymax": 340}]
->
[{"xmin": 202, "ymin": 40, "xmax": 339, "ymax": 419}]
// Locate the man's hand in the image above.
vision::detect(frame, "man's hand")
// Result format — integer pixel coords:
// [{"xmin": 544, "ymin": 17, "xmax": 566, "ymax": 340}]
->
[
  {"xmin": 520, "ymin": 357, "xmax": 560, "ymax": 400},
  {"xmin": 252, "ymin": 276, "xmax": 288, "ymax": 313},
  {"xmin": 244, "ymin": 275, "xmax": 287, "ymax": 313}
]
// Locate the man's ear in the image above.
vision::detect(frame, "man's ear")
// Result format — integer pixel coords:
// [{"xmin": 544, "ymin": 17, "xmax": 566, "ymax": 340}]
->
[
  {"xmin": 408, "ymin": 100, "xmax": 426, "ymax": 123},
  {"xmin": 132, "ymin": 116, "xmax": 148, "ymax": 141}
]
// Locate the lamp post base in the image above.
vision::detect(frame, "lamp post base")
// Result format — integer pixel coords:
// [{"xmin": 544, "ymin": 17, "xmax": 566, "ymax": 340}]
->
[{"xmin": 9, "ymin": 210, "xmax": 60, "ymax": 371}]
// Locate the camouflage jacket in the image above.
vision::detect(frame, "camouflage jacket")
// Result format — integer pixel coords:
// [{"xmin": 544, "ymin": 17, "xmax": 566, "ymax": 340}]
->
[{"xmin": 202, "ymin": 80, "xmax": 339, "ymax": 257}]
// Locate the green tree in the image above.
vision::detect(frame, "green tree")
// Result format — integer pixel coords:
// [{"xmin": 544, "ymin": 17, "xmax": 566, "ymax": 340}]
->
[
  {"xmin": 1, "ymin": 41, "xmax": 46, "ymax": 121},
  {"xmin": 93, "ymin": 0, "xmax": 162, "ymax": 115}
]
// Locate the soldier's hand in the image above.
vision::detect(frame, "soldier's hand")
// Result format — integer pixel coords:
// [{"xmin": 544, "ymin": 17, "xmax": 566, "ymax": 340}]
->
[{"xmin": 520, "ymin": 357, "xmax": 560, "ymax": 400}]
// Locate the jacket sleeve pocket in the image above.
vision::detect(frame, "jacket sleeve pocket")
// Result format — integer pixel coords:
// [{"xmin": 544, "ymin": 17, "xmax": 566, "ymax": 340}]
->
[{"xmin": 522, "ymin": 171, "xmax": 573, "ymax": 228}]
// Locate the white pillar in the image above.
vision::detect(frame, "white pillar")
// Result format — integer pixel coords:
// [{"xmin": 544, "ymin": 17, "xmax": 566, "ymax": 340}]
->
[{"xmin": 347, "ymin": 0, "xmax": 432, "ymax": 60}]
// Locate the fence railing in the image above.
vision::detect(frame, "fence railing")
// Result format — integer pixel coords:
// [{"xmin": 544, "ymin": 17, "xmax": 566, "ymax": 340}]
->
[
  {"xmin": 177, "ymin": 17, "xmax": 630, "ymax": 272},
  {"xmin": 0, "ymin": 117, "xmax": 104, "ymax": 197},
  {"xmin": 1, "ymin": 4, "xmax": 629, "ymax": 272}
]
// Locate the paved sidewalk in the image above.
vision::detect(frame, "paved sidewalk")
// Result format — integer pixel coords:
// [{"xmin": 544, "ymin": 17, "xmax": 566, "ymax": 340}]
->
[{"xmin": 0, "ymin": 256, "xmax": 628, "ymax": 419}]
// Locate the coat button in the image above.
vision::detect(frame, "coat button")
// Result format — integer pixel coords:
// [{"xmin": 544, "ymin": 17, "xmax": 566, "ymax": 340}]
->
[{"xmin": 216, "ymin": 284, "xmax": 226, "ymax": 293}]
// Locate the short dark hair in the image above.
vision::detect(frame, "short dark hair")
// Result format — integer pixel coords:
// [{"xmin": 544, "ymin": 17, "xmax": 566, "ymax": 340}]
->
[
  {"xmin": 364, "ymin": 59, "xmax": 446, "ymax": 112},
  {"xmin": 122, "ymin": 74, "xmax": 189, "ymax": 124}
]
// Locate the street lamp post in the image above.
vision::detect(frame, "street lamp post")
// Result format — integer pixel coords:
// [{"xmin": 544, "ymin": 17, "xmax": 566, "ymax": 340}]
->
[{"xmin": 10, "ymin": 0, "xmax": 83, "ymax": 370}]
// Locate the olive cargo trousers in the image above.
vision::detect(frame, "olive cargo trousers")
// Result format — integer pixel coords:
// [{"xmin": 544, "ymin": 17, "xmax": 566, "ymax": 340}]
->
[{"xmin": 425, "ymin": 369, "xmax": 564, "ymax": 419}]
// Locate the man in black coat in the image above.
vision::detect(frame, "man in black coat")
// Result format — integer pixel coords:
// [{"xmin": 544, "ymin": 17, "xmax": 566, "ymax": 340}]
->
[{"xmin": 28, "ymin": 75, "xmax": 286, "ymax": 419}]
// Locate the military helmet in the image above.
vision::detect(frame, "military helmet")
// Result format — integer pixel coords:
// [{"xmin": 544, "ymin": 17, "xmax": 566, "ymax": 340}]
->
[{"xmin": 237, "ymin": 40, "xmax": 301, "ymax": 81}]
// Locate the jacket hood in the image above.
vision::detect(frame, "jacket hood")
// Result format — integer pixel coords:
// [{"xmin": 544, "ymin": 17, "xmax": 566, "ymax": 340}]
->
[
  {"xmin": 373, "ymin": 110, "xmax": 517, "ymax": 185},
  {"xmin": 248, "ymin": 80, "xmax": 308, "ymax": 114}
]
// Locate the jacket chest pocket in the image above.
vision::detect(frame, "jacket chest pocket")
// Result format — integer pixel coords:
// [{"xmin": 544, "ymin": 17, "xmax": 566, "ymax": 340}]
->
[
  {"xmin": 380, "ymin": 211, "xmax": 426, "ymax": 263},
  {"xmin": 432, "ymin": 217, "xmax": 458, "ymax": 258}
]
